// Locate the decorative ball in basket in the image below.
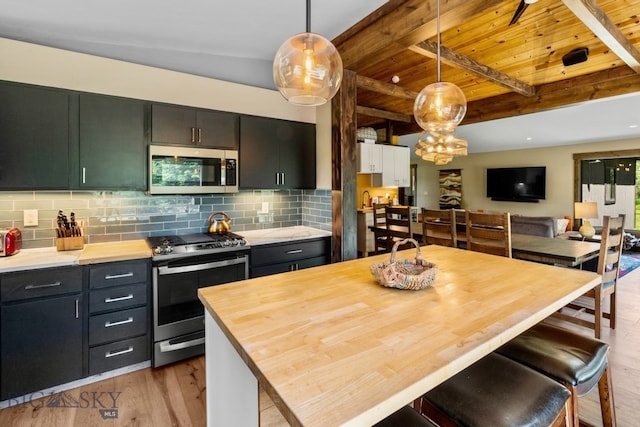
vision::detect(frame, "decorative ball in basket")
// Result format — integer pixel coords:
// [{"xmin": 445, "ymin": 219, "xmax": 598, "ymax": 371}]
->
[{"xmin": 370, "ymin": 238, "xmax": 438, "ymax": 290}]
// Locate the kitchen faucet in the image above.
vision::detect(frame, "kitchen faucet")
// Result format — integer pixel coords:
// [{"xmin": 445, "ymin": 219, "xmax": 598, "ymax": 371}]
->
[{"xmin": 362, "ymin": 190, "xmax": 371, "ymax": 208}]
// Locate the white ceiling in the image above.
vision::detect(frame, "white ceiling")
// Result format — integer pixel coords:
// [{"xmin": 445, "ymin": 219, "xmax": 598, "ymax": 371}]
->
[{"xmin": 1, "ymin": 0, "xmax": 639, "ymax": 153}]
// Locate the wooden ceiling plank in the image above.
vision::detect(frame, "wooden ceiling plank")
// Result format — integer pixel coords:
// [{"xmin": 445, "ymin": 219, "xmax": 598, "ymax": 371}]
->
[
  {"xmin": 355, "ymin": 75, "xmax": 418, "ymax": 100},
  {"xmin": 335, "ymin": 0, "xmax": 503, "ymax": 71},
  {"xmin": 410, "ymin": 39, "xmax": 536, "ymax": 96},
  {"xmin": 356, "ymin": 105, "xmax": 413, "ymax": 123},
  {"xmin": 561, "ymin": 0, "xmax": 640, "ymax": 72}
]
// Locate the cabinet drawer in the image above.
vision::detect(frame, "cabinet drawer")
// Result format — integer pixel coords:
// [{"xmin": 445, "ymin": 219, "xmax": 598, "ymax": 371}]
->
[
  {"xmin": 89, "ymin": 335, "xmax": 149, "ymax": 375},
  {"xmin": 1, "ymin": 266, "xmax": 82, "ymax": 302},
  {"xmin": 251, "ymin": 238, "xmax": 329, "ymax": 266},
  {"xmin": 89, "ymin": 306, "xmax": 148, "ymax": 346},
  {"xmin": 89, "ymin": 260, "xmax": 148, "ymax": 289},
  {"xmin": 251, "ymin": 255, "xmax": 330, "ymax": 278},
  {"xmin": 90, "ymin": 283, "xmax": 147, "ymax": 314}
]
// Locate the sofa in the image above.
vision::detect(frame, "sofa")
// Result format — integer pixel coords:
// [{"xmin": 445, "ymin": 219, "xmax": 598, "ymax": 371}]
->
[{"xmin": 510, "ymin": 215, "xmax": 570, "ymax": 238}]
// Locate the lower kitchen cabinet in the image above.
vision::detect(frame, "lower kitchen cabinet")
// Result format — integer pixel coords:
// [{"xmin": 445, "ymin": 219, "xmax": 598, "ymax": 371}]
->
[
  {"xmin": 87, "ymin": 260, "xmax": 150, "ymax": 375},
  {"xmin": 0, "ymin": 266, "xmax": 84, "ymax": 401},
  {"xmin": 250, "ymin": 237, "xmax": 330, "ymax": 278}
]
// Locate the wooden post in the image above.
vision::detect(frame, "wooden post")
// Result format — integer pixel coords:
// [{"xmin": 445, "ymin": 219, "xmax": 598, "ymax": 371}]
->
[{"xmin": 331, "ymin": 69, "xmax": 358, "ymax": 262}]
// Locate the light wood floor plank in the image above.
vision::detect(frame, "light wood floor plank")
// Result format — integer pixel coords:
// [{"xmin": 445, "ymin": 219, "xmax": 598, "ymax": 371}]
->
[{"xmin": 0, "ymin": 265, "xmax": 638, "ymax": 426}]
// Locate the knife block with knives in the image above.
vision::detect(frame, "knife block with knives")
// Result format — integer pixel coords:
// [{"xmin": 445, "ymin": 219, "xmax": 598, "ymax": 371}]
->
[{"xmin": 55, "ymin": 210, "xmax": 85, "ymax": 251}]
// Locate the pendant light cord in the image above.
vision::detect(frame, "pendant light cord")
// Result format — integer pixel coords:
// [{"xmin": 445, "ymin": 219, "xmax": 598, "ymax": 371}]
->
[
  {"xmin": 306, "ymin": 0, "xmax": 311, "ymax": 32},
  {"xmin": 436, "ymin": 0, "xmax": 441, "ymax": 82}
]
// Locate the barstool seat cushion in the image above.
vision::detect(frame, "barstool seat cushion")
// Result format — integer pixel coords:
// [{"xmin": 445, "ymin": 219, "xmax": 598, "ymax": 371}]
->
[
  {"xmin": 423, "ymin": 352, "xmax": 570, "ymax": 427},
  {"xmin": 497, "ymin": 323, "xmax": 609, "ymax": 395},
  {"xmin": 373, "ymin": 406, "xmax": 436, "ymax": 427}
]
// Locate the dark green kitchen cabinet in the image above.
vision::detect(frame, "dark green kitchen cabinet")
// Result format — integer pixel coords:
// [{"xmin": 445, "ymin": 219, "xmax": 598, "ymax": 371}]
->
[
  {"xmin": 151, "ymin": 103, "xmax": 239, "ymax": 149},
  {"xmin": 239, "ymin": 115, "xmax": 316, "ymax": 189},
  {"xmin": 0, "ymin": 266, "xmax": 84, "ymax": 401},
  {"xmin": 78, "ymin": 93, "xmax": 147, "ymax": 189},
  {"xmin": 0, "ymin": 81, "xmax": 71, "ymax": 189}
]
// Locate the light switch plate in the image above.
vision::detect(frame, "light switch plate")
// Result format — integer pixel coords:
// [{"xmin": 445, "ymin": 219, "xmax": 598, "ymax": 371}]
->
[
  {"xmin": 24, "ymin": 209, "xmax": 39, "ymax": 226},
  {"xmin": 261, "ymin": 202, "xmax": 269, "ymax": 213}
]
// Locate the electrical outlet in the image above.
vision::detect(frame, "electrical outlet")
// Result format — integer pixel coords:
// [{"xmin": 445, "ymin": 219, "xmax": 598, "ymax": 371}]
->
[
  {"xmin": 23, "ymin": 209, "xmax": 39, "ymax": 226},
  {"xmin": 261, "ymin": 202, "xmax": 269, "ymax": 213}
]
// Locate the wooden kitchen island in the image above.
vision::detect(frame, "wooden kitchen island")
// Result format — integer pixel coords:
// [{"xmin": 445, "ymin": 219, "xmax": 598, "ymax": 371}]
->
[{"xmin": 198, "ymin": 245, "xmax": 601, "ymax": 426}]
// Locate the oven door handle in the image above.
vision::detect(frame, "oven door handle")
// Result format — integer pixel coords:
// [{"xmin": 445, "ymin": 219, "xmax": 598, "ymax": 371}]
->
[
  {"xmin": 160, "ymin": 337, "xmax": 205, "ymax": 353},
  {"xmin": 157, "ymin": 256, "xmax": 247, "ymax": 275}
]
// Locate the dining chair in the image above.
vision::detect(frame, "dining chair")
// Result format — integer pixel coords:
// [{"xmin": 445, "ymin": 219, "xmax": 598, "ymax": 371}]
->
[
  {"xmin": 421, "ymin": 208, "xmax": 457, "ymax": 247},
  {"xmin": 497, "ymin": 322, "xmax": 615, "ymax": 427},
  {"xmin": 560, "ymin": 215, "xmax": 625, "ymax": 338},
  {"xmin": 384, "ymin": 205, "xmax": 413, "ymax": 252},
  {"xmin": 417, "ymin": 352, "xmax": 571, "ymax": 427},
  {"xmin": 373, "ymin": 203, "xmax": 389, "ymax": 254},
  {"xmin": 465, "ymin": 211, "xmax": 512, "ymax": 257}
]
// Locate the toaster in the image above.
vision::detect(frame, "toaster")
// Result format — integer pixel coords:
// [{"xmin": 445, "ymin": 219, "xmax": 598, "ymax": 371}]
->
[{"xmin": 0, "ymin": 227, "xmax": 22, "ymax": 256}]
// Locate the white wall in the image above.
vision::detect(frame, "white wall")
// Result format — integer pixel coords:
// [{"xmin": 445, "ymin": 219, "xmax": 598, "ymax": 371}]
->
[
  {"xmin": 404, "ymin": 135, "xmax": 640, "ymax": 220},
  {"xmin": 0, "ymin": 37, "xmax": 332, "ymax": 189}
]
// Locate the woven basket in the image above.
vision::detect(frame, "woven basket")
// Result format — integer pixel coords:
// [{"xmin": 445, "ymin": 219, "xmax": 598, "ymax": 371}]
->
[{"xmin": 370, "ymin": 238, "xmax": 438, "ymax": 290}]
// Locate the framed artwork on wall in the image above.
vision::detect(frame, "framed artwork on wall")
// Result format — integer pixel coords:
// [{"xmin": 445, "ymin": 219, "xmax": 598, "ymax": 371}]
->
[{"xmin": 439, "ymin": 169, "xmax": 462, "ymax": 209}]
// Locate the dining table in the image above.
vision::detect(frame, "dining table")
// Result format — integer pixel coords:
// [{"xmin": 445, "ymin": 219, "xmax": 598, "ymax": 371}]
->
[
  {"xmin": 372, "ymin": 222, "xmax": 602, "ymax": 267},
  {"xmin": 198, "ymin": 244, "xmax": 601, "ymax": 426}
]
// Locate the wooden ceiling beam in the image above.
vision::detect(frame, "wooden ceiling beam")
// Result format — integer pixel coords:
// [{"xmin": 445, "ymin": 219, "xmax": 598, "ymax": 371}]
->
[
  {"xmin": 356, "ymin": 105, "xmax": 413, "ymax": 123},
  {"xmin": 355, "ymin": 75, "xmax": 419, "ymax": 100},
  {"xmin": 409, "ymin": 40, "xmax": 536, "ymax": 97},
  {"xmin": 561, "ymin": 0, "xmax": 640, "ymax": 72},
  {"xmin": 333, "ymin": 0, "xmax": 503, "ymax": 71},
  {"xmin": 390, "ymin": 66, "xmax": 640, "ymax": 134}
]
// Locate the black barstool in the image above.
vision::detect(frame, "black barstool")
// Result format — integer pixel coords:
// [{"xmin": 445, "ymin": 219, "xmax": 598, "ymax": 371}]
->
[
  {"xmin": 373, "ymin": 406, "xmax": 436, "ymax": 427},
  {"xmin": 419, "ymin": 352, "xmax": 571, "ymax": 427},
  {"xmin": 497, "ymin": 322, "xmax": 615, "ymax": 427}
]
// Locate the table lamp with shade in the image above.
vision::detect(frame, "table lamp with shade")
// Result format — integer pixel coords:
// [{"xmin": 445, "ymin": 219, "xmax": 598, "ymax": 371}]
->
[{"xmin": 574, "ymin": 201, "xmax": 598, "ymax": 238}]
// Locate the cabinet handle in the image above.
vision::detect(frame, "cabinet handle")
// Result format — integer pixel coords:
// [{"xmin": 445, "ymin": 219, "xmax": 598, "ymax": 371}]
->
[
  {"xmin": 197, "ymin": 127, "xmax": 202, "ymax": 144},
  {"xmin": 25, "ymin": 281, "xmax": 61, "ymax": 290},
  {"xmin": 104, "ymin": 294, "xmax": 134, "ymax": 303},
  {"xmin": 286, "ymin": 249, "xmax": 303, "ymax": 254},
  {"xmin": 281, "ymin": 172, "xmax": 285, "ymax": 185},
  {"xmin": 104, "ymin": 272, "xmax": 134, "ymax": 280},
  {"xmin": 75, "ymin": 298, "xmax": 79, "ymax": 319},
  {"xmin": 190, "ymin": 127, "xmax": 196, "ymax": 143},
  {"xmin": 82, "ymin": 167, "xmax": 86, "ymax": 184},
  {"xmin": 276, "ymin": 172, "xmax": 280, "ymax": 185},
  {"xmin": 105, "ymin": 317, "xmax": 134, "ymax": 328},
  {"xmin": 105, "ymin": 346, "xmax": 133, "ymax": 358}
]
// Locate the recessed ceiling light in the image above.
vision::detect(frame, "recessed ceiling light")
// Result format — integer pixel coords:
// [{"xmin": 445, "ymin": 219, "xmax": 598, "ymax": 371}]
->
[
  {"xmin": 629, "ymin": 124, "xmax": 638, "ymax": 129},
  {"xmin": 526, "ymin": 137, "xmax": 533, "ymax": 141}
]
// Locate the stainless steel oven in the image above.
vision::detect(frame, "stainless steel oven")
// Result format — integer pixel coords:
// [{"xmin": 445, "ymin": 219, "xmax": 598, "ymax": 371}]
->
[{"xmin": 148, "ymin": 233, "xmax": 248, "ymax": 367}]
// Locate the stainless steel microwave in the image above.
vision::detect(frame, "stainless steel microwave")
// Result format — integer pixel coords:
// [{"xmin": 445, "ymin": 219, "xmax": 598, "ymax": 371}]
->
[{"xmin": 148, "ymin": 145, "xmax": 238, "ymax": 194}]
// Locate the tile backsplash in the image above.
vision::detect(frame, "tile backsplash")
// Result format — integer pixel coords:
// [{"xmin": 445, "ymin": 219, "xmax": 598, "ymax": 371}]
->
[{"xmin": 0, "ymin": 189, "xmax": 332, "ymax": 249}]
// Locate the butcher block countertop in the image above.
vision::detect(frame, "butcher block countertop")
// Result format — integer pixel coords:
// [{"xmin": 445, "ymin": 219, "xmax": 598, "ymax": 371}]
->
[
  {"xmin": 199, "ymin": 245, "xmax": 601, "ymax": 426},
  {"xmin": 0, "ymin": 240, "xmax": 151, "ymax": 273}
]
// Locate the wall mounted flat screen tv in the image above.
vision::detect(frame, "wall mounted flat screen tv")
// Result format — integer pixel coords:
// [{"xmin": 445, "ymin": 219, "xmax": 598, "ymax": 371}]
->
[{"xmin": 486, "ymin": 166, "xmax": 546, "ymax": 202}]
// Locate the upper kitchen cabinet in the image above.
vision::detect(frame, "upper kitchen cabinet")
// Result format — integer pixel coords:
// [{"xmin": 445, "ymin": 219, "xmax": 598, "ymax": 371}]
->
[
  {"xmin": 240, "ymin": 115, "xmax": 316, "ymax": 189},
  {"xmin": 151, "ymin": 103, "xmax": 239, "ymax": 149},
  {"xmin": 380, "ymin": 145, "xmax": 410, "ymax": 187},
  {"xmin": 78, "ymin": 93, "xmax": 147, "ymax": 190},
  {"xmin": 0, "ymin": 81, "xmax": 71, "ymax": 189},
  {"xmin": 357, "ymin": 143, "xmax": 383, "ymax": 174}
]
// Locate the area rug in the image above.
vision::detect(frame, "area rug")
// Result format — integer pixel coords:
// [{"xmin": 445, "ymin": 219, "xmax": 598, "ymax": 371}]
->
[{"xmin": 619, "ymin": 253, "xmax": 640, "ymax": 279}]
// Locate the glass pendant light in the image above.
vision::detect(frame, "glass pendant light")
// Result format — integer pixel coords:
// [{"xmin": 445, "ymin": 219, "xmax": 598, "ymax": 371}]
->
[
  {"xmin": 273, "ymin": 0, "xmax": 343, "ymax": 106},
  {"xmin": 413, "ymin": 0, "xmax": 467, "ymax": 162}
]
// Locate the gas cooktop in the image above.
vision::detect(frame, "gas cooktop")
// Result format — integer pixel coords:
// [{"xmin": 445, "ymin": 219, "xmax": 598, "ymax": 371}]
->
[{"xmin": 147, "ymin": 232, "xmax": 248, "ymax": 258}]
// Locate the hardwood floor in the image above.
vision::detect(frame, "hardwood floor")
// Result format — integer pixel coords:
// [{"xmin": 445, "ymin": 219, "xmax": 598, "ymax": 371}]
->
[{"xmin": 1, "ymin": 268, "xmax": 638, "ymax": 426}]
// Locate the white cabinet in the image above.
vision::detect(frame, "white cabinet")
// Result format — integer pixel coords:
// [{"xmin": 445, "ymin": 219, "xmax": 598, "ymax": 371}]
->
[
  {"xmin": 357, "ymin": 143, "xmax": 383, "ymax": 173},
  {"xmin": 381, "ymin": 145, "xmax": 410, "ymax": 187},
  {"xmin": 357, "ymin": 211, "xmax": 374, "ymax": 256}
]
